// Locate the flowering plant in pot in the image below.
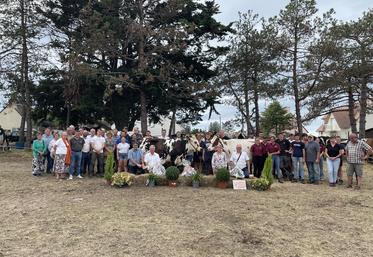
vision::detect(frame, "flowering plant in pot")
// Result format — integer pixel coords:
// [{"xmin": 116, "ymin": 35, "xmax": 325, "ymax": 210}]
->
[
  {"xmin": 165, "ymin": 166, "xmax": 180, "ymax": 187},
  {"xmin": 215, "ymin": 168, "xmax": 230, "ymax": 189},
  {"xmin": 191, "ymin": 172, "xmax": 202, "ymax": 188},
  {"xmin": 111, "ymin": 172, "xmax": 133, "ymax": 187}
]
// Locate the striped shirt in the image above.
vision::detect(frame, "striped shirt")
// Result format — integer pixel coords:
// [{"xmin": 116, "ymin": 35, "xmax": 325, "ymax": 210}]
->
[{"xmin": 345, "ymin": 140, "xmax": 372, "ymax": 164}]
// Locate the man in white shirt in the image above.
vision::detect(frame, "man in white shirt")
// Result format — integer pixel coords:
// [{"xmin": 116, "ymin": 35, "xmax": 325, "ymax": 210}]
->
[
  {"xmin": 230, "ymin": 144, "xmax": 250, "ymax": 178},
  {"xmin": 89, "ymin": 129, "xmax": 106, "ymax": 176},
  {"xmin": 143, "ymin": 145, "xmax": 161, "ymax": 171},
  {"xmin": 81, "ymin": 130, "xmax": 91, "ymax": 176}
]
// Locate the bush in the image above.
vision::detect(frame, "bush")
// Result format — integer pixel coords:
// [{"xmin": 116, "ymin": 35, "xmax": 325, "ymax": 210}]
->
[
  {"xmin": 261, "ymin": 156, "xmax": 274, "ymax": 185},
  {"xmin": 191, "ymin": 172, "xmax": 202, "ymax": 182},
  {"xmin": 111, "ymin": 172, "xmax": 134, "ymax": 187},
  {"xmin": 104, "ymin": 152, "xmax": 115, "ymax": 181},
  {"xmin": 165, "ymin": 166, "xmax": 180, "ymax": 181},
  {"xmin": 215, "ymin": 168, "xmax": 230, "ymax": 182},
  {"xmin": 249, "ymin": 177, "xmax": 271, "ymax": 191}
]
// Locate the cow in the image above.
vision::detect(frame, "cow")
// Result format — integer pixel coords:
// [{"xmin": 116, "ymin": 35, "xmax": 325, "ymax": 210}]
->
[
  {"xmin": 0, "ymin": 128, "xmax": 9, "ymax": 152},
  {"xmin": 210, "ymin": 135, "xmax": 255, "ymax": 159}
]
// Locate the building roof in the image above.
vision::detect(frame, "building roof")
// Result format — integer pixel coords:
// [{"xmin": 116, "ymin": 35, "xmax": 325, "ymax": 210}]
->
[{"xmin": 332, "ymin": 110, "xmax": 351, "ymax": 130}]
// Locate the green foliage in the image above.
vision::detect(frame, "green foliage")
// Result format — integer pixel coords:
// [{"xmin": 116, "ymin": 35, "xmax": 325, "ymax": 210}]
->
[
  {"xmin": 148, "ymin": 173, "xmax": 157, "ymax": 182},
  {"xmin": 249, "ymin": 178, "xmax": 271, "ymax": 191},
  {"xmin": 261, "ymin": 156, "xmax": 274, "ymax": 185},
  {"xmin": 165, "ymin": 166, "xmax": 180, "ymax": 181},
  {"xmin": 104, "ymin": 152, "xmax": 115, "ymax": 181},
  {"xmin": 111, "ymin": 172, "xmax": 133, "ymax": 187},
  {"xmin": 191, "ymin": 172, "xmax": 202, "ymax": 182},
  {"xmin": 261, "ymin": 101, "xmax": 293, "ymax": 135},
  {"xmin": 215, "ymin": 168, "xmax": 230, "ymax": 182},
  {"xmin": 208, "ymin": 121, "xmax": 221, "ymax": 133}
]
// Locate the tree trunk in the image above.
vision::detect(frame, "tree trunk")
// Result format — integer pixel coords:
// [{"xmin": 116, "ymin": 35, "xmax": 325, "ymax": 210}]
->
[
  {"xmin": 169, "ymin": 110, "xmax": 176, "ymax": 136},
  {"xmin": 253, "ymin": 76, "xmax": 260, "ymax": 137},
  {"xmin": 347, "ymin": 84, "xmax": 357, "ymax": 133},
  {"xmin": 139, "ymin": 89, "xmax": 147, "ymax": 135},
  {"xmin": 20, "ymin": 0, "xmax": 32, "ymax": 147},
  {"xmin": 292, "ymin": 31, "xmax": 302, "ymax": 134},
  {"xmin": 359, "ymin": 77, "xmax": 368, "ymax": 138},
  {"xmin": 66, "ymin": 103, "xmax": 71, "ymax": 128},
  {"xmin": 137, "ymin": 0, "xmax": 147, "ymax": 135},
  {"xmin": 18, "ymin": 104, "xmax": 26, "ymax": 144}
]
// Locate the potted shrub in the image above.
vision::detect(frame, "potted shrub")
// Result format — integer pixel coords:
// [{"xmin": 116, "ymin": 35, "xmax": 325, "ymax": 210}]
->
[
  {"xmin": 215, "ymin": 168, "xmax": 230, "ymax": 189},
  {"xmin": 104, "ymin": 152, "xmax": 115, "ymax": 185},
  {"xmin": 191, "ymin": 172, "xmax": 202, "ymax": 188},
  {"xmin": 111, "ymin": 172, "xmax": 134, "ymax": 188},
  {"xmin": 165, "ymin": 166, "xmax": 180, "ymax": 187},
  {"xmin": 248, "ymin": 177, "xmax": 271, "ymax": 191},
  {"xmin": 147, "ymin": 173, "xmax": 157, "ymax": 187}
]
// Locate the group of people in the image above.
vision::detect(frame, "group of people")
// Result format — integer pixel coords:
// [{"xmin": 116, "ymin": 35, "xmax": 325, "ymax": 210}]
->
[
  {"xmin": 246, "ymin": 132, "xmax": 371, "ymax": 189},
  {"xmin": 31, "ymin": 126, "xmax": 162, "ymax": 179},
  {"xmin": 31, "ymin": 126, "xmax": 372, "ymax": 189}
]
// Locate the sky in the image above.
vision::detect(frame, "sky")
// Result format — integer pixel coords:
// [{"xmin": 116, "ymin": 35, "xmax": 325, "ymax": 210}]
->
[
  {"xmin": 195, "ymin": 0, "xmax": 372, "ymax": 133},
  {"xmin": 1, "ymin": 0, "xmax": 371, "ymax": 130}
]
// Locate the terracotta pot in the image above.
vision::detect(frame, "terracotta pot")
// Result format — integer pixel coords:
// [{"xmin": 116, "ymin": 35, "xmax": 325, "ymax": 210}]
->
[
  {"xmin": 106, "ymin": 179, "xmax": 112, "ymax": 185},
  {"xmin": 217, "ymin": 181, "xmax": 228, "ymax": 189},
  {"xmin": 168, "ymin": 180, "xmax": 177, "ymax": 187}
]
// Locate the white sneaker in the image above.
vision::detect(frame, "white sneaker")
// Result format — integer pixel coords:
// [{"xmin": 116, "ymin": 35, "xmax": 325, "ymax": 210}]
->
[
  {"xmin": 77, "ymin": 175, "xmax": 83, "ymax": 179},
  {"xmin": 69, "ymin": 175, "xmax": 73, "ymax": 180}
]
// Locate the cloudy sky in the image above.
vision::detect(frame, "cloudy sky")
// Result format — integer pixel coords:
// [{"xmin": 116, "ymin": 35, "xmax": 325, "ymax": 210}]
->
[{"xmin": 195, "ymin": 0, "xmax": 371, "ymax": 132}]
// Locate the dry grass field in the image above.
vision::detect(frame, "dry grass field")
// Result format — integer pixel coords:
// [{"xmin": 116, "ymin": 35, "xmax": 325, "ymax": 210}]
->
[{"xmin": 1, "ymin": 151, "xmax": 373, "ymax": 257}]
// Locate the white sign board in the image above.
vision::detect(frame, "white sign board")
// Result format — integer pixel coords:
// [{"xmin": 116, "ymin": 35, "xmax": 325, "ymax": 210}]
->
[{"xmin": 233, "ymin": 180, "xmax": 247, "ymax": 190}]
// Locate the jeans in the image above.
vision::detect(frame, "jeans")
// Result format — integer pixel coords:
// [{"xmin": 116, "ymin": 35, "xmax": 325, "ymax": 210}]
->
[
  {"xmin": 272, "ymin": 155, "xmax": 282, "ymax": 179},
  {"xmin": 319, "ymin": 158, "xmax": 324, "ymax": 180},
  {"xmin": 89, "ymin": 152, "xmax": 104, "ymax": 176},
  {"xmin": 241, "ymin": 167, "xmax": 249, "ymax": 178},
  {"xmin": 81, "ymin": 152, "xmax": 90, "ymax": 175},
  {"xmin": 292, "ymin": 157, "xmax": 304, "ymax": 180},
  {"xmin": 327, "ymin": 158, "xmax": 340, "ymax": 183},
  {"xmin": 280, "ymin": 155, "xmax": 292, "ymax": 178},
  {"xmin": 46, "ymin": 150, "xmax": 54, "ymax": 173},
  {"xmin": 129, "ymin": 165, "xmax": 144, "ymax": 175},
  {"xmin": 306, "ymin": 161, "xmax": 320, "ymax": 182},
  {"xmin": 69, "ymin": 151, "xmax": 82, "ymax": 176}
]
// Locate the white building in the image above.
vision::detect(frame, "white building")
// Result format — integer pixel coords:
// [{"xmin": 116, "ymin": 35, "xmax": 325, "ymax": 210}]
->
[
  {"xmin": 0, "ymin": 102, "xmax": 26, "ymax": 131},
  {"xmin": 317, "ymin": 107, "xmax": 373, "ymax": 139},
  {"xmin": 134, "ymin": 117, "xmax": 184, "ymax": 137}
]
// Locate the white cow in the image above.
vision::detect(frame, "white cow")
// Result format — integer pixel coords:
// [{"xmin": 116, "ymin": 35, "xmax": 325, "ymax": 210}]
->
[{"xmin": 210, "ymin": 135, "xmax": 255, "ymax": 159}]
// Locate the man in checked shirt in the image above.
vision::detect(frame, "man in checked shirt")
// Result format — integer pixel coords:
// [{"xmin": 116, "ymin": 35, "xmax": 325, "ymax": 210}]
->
[{"xmin": 345, "ymin": 133, "xmax": 372, "ymax": 190}]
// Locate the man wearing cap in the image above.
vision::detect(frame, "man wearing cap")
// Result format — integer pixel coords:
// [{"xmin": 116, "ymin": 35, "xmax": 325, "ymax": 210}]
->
[{"xmin": 305, "ymin": 134, "xmax": 320, "ymax": 184}]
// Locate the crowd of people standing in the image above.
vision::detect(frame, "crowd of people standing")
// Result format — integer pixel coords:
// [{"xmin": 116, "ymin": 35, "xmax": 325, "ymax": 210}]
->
[{"xmin": 32, "ymin": 126, "xmax": 372, "ymax": 189}]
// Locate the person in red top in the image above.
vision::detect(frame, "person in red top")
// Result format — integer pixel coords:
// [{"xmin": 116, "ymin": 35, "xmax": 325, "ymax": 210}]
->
[
  {"xmin": 266, "ymin": 136, "xmax": 283, "ymax": 183},
  {"xmin": 250, "ymin": 138, "xmax": 266, "ymax": 178}
]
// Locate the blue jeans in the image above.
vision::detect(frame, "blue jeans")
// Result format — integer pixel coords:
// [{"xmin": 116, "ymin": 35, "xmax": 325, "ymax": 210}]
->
[
  {"xmin": 306, "ymin": 161, "xmax": 320, "ymax": 182},
  {"xmin": 319, "ymin": 158, "xmax": 324, "ymax": 180},
  {"xmin": 81, "ymin": 152, "xmax": 90, "ymax": 175},
  {"xmin": 272, "ymin": 155, "xmax": 282, "ymax": 179},
  {"xmin": 46, "ymin": 150, "xmax": 54, "ymax": 173},
  {"xmin": 292, "ymin": 157, "xmax": 304, "ymax": 180},
  {"xmin": 70, "ymin": 151, "xmax": 82, "ymax": 176},
  {"xmin": 327, "ymin": 158, "xmax": 340, "ymax": 183}
]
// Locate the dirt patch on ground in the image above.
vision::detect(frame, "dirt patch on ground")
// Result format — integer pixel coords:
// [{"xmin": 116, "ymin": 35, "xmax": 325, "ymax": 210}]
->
[{"xmin": 0, "ymin": 151, "xmax": 373, "ymax": 257}]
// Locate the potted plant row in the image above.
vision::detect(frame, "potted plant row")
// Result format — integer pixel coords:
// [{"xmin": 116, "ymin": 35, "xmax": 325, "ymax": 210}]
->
[
  {"xmin": 215, "ymin": 168, "xmax": 230, "ymax": 189},
  {"xmin": 191, "ymin": 172, "xmax": 202, "ymax": 188},
  {"xmin": 147, "ymin": 173, "xmax": 157, "ymax": 187},
  {"xmin": 165, "ymin": 166, "xmax": 180, "ymax": 187}
]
